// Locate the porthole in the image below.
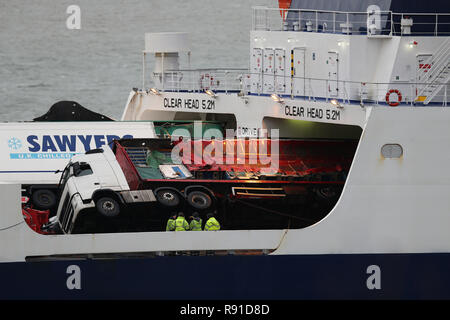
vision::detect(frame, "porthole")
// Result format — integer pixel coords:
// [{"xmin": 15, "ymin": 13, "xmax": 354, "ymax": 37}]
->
[{"xmin": 381, "ymin": 144, "xmax": 403, "ymax": 158}]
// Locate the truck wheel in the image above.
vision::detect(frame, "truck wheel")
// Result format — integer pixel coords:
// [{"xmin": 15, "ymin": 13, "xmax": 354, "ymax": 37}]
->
[
  {"xmin": 156, "ymin": 189, "xmax": 180, "ymax": 207},
  {"xmin": 96, "ymin": 197, "xmax": 120, "ymax": 217},
  {"xmin": 32, "ymin": 189, "xmax": 56, "ymax": 210},
  {"xmin": 187, "ymin": 191, "xmax": 212, "ymax": 210}
]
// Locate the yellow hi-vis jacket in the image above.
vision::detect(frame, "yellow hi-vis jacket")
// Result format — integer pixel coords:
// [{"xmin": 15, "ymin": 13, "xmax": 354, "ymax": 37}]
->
[
  {"xmin": 166, "ymin": 218, "xmax": 176, "ymax": 231},
  {"xmin": 189, "ymin": 218, "xmax": 203, "ymax": 231},
  {"xmin": 204, "ymin": 217, "xmax": 220, "ymax": 231},
  {"xmin": 175, "ymin": 216, "xmax": 189, "ymax": 231}
]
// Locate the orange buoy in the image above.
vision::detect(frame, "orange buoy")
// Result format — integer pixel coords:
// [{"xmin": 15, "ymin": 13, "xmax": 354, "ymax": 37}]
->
[{"xmin": 385, "ymin": 89, "xmax": 402, "ymax": 106}]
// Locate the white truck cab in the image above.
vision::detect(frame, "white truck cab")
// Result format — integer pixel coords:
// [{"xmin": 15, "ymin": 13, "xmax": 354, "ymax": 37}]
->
[{"xmin": 47, "ymin": 146, "xmax": 156, "ymax": 234}]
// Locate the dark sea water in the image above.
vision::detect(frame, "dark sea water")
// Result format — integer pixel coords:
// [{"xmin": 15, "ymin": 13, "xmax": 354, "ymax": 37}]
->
[{"xmin": 0, "ymin": 0, "xmax": 275, "ymax": 121}]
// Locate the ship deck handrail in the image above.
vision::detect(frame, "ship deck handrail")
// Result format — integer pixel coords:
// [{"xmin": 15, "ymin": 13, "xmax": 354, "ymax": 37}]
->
[
  {"xmin": 252, "ymin": 6, "xmax": 450, "ymax": 36},
  {"xmin": 255, "ymin": 7, "xmax": 450, "ymax": 16},
  {"xmin": 243, "ymin": 73, "xmax": 450, "ymax": 106},
  {"xmin": 152, "ymin": 69, "xmax": 449, "ymax": 88},
  {"xmin": 159, "ymin": 70, "xmax": 450, "ymax": 86},
  {"xmin": 150, "ymin": 69, "xmax": 449, "ymax": 106},
  {"xmin": 166, "ymin": 68, "xmax": 248, "ymax": 72}
]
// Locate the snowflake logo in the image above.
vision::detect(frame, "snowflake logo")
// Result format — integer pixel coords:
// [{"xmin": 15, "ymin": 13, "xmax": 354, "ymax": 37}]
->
[{"xmin": 8, "ymin": 137, "xmax": 22, "ymax": 150}]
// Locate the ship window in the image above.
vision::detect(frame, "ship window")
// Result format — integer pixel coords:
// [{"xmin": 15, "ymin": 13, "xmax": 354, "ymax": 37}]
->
[{"xmin": 381, "ymin": 144, "xmax": 403, "ymax": 158}]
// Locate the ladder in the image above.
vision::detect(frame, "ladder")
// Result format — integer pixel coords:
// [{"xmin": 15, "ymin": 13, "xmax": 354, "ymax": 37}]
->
[
  {"xmin": 124, "ymin": 147, "xmax": 148, "ymax": 166},
  {"xmin": 415, "ymin": 38, "xmax": 450, "ymax": 105}
]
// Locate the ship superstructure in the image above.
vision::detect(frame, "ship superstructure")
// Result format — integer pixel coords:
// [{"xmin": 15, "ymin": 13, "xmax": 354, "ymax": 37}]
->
[{"xmin": 121, "ymin": 0, "xmax": 450, "ymax": 140}]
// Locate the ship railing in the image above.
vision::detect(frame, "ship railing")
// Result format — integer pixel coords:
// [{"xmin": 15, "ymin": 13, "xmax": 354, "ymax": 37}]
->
[
  {"xmin": 151, "ymin": 68, "xmax": 246, "ymax": 93},
  {"xmin": 148, "ymin": 68, "xmax": 449, "ymax": 106},
  {"xmin": 253, "ymin": 7, "xmax": 450, "ymax": 36},
  {"xmin": 395, "ymin": 13, "xmax": 450, "ymax": 37},
  {"xmin": 242, "ymin": 72, "xmax": 449, "ymax": 106}
]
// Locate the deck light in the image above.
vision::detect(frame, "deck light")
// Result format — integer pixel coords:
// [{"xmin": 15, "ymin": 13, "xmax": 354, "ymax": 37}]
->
[
  {"xmin": 271, "ymin": 93, "xmax": 284, "ymax": 103},
  {"xmin": 330, "ymin": 99, "xmax": 344, "ymax": 109},
  {"xmin": 149, "ymin": 88, "xmax": 160, "ymax": 95},
  {"xmin": 338, "ymin": 40, "xmax": 348, "ymax": 47},
  {"xmin": 205, "ymin": 89, "xmax": 217, "ymax": 98}
]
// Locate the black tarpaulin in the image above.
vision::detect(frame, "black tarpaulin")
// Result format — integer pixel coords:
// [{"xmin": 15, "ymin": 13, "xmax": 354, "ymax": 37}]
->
[{"xmin": 33, "ymin": 101, "xmax": 114, "ymax": 121}]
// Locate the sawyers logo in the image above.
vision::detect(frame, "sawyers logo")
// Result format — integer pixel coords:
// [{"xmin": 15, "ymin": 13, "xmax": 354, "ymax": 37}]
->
[{"xmin": 9, "ymin": 134, "xmax": 133, "ymax": 159}]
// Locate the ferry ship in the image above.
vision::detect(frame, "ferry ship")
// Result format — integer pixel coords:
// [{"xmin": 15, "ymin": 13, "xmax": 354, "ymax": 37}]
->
[{"xmin": 1, "ymin": 0, "xmax": 450, "ymax": 300}]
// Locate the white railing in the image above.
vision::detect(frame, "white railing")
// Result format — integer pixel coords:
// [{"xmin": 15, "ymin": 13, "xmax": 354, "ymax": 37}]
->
[
  {"xmin": 242, "ymin": 73, "xmax": 449, "ymax": 106},
  {"xmin": 252, "ymin": 7, "xmax": 450, "ymax": 36},
  {"xmin": 148, "ymin": 69, "xmax": 449, "ymax": 106},
  {"xmin": 152, "ymin": 69, "xmax": 246, "ymax": 93}
]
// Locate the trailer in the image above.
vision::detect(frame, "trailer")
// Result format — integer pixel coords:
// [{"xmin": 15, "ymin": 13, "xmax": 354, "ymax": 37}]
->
[
  {"xmin": 36, "ymin": 136, "xmax": 358, "ymax": 234},
  {"xmin": 115, "ymin": 138, "xmax": 356, "ymax": 209}
]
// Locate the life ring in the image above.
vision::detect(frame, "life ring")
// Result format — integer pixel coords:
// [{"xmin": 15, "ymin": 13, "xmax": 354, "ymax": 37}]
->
[
  {"xmin": 385, "ymin": 89, "xmax": 402, "ymax": 107},
  {"xmin": 200, "ymin": 73, "xmax": 215, "ymax": 90}
]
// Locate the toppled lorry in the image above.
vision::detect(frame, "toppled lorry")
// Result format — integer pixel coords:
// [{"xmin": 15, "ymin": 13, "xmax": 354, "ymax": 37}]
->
[{"xmin": 30, "ymin": 137, "xmax": 358, "ymax": 234}]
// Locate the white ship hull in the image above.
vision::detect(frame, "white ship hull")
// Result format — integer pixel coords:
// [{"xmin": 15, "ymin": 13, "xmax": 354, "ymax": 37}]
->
[{"xmin": 0, "ymin": 107, "xmax": 449, "ymax": 299}]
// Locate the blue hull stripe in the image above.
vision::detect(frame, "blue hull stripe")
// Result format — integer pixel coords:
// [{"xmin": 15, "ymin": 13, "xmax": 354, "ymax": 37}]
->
[{"xmin": 2, "ymin": 253, "xmax": 450, "ymax": 300}]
